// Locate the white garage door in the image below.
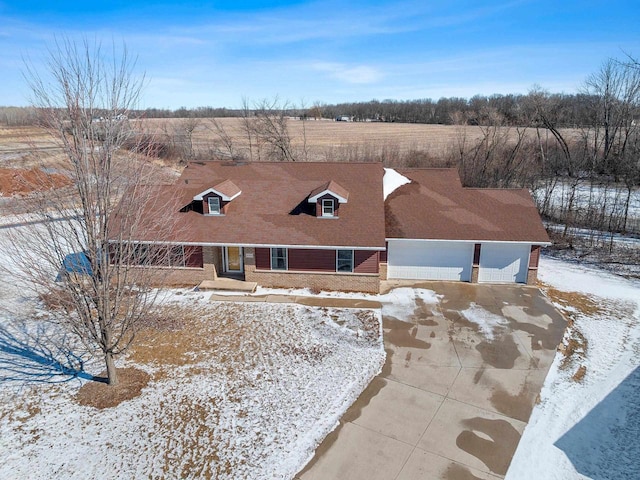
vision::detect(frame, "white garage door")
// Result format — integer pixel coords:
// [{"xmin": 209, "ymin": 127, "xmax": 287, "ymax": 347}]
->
[
  {"xmin": 387, "ymin": 240, "xmax": 473, "ymax": 281},
  {"xmin": 478, "ymin": 243, "xmax": 530, "ymax": 283}
]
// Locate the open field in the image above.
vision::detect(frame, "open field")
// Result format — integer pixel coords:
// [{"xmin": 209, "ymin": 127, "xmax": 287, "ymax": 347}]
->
[
  {"xmin": 1, "ymin": 120, "xmax": 582, "ymax": 167},
  {"xmin": 144, "ymin": 117, "xmax": 570, "ymax": 163}
]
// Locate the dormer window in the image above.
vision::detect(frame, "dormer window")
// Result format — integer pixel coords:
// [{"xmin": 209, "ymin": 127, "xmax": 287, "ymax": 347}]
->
[
  {"xmin": 193, "ymin": 180, "xmax": 241, "ymax": 216},
  {"xmin": 322, "ymin": 199, "xmax": 335, "ymax": 217},
  {"xmin": 208, "ymin": 197, "xmax": 221, "ymax": 215},
  {"xmin": 308, "ymin": 180, "xmax": 349, "ymax": 218}
]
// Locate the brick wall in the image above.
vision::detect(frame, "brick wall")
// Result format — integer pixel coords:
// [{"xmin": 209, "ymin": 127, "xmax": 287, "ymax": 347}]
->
[
  {"xmin": 245, "ymin": 265, "xmax": 379, "ymax": 294},
  {"xmin": 203, "ymin": 245, "xmax": 219, "ymax": 280},
  {"xmin": 526, "ymin": 268, "xmax": 538, "ymax": 284},
  {"xmin": 379, "ymin": 262, "xmax": 388, "ymax": 280},
  {"xmin": 471, "ymin": 265, "xmax": 479, "ymax": 283}
]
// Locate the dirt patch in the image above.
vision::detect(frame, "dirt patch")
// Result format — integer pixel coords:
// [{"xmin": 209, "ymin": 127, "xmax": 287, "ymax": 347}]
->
[
  {"xmin": 0, "ymin": 167, "xmax": 70, "ymax": 196},
  {"xmin": 76, "ymin": 367, "xmax": 150, "ymax": 409}
]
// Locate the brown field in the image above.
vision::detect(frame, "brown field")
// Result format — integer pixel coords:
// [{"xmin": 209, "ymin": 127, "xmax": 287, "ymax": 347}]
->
[
  {"xmin": 0, "ymin": 119, "xmax": 581, "ymax": 169},
  {"xmin": 144, "ymin": 117, "xmax": 488, "ymax": 162}
]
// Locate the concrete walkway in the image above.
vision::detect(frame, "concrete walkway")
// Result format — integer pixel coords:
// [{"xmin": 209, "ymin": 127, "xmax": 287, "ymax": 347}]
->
[
  {"xmin": 209, "ymin": 293, "xmax": 381, "ymax": 309},
  {"xmin": 296, "ymin": 282, "xmax": 566, "ymax": 480}
]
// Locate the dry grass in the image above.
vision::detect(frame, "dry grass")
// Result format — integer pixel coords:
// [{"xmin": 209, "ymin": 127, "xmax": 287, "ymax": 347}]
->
[
  {"xmin": 76, "ymin": 367, "xmax": 150, "ymax": 409},
  {"xmin": 572, "ymin": 365, "xmax": 587, "ymax": 382},
  {"xmin": 541, "ymin": 285, "xmax": 605, "ymax": 317},
  {"xmin": 131, "ymin": 302, "xmax": 232, "ymax": 366}
]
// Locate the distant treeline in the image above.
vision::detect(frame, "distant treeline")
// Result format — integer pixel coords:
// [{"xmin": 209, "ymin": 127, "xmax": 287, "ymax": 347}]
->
[{"xmin": 0, "ymin": 92, "xmax": 621, "ymax": 128}]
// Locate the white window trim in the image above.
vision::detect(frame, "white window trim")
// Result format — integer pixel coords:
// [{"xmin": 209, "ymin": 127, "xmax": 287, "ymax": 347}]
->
[
  {"xmin": 270, "ymin": 247, "xmax": 288, "ymax": 270},
  {"xmin": 208, "ymin": 196, "xmax": 221, "ymax": 215},
  {"xmin": 321, "ymin": 199, "xmax": 335, "ymax": 217},
  {"xmin": 336, "ymin": 249, "xmax": 354, "ymax": 273}
]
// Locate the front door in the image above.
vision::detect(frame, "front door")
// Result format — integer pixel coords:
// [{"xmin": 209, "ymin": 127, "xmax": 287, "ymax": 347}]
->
[{"xmin": 224, "ymin": 246, "xmax": 244, "ymax": 273}]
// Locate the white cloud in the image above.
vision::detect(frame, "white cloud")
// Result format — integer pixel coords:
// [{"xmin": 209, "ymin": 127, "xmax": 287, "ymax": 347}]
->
[{"xmin": 312, "ymin": 62, "xmax": 383, "ymax": 84}]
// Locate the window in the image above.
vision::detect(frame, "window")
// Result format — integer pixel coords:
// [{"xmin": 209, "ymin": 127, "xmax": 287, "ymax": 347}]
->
[
  {"xmin": 322, "ymin": 199, "xmax": 334, "ymax": 217},
  {"xmin": 170, "ymin": 245, "xmax": 186, "ymax": 267},
  {"xmin": 270, "ymin": 247, "xmax": 287, "ymax": 270},
  {"xmin": 337, "ymin": 249, "xmax": 354, "ymax": 272},
  {"xmin": 208, "ymin": 196, "xmax": 221, "ymax": 215}
]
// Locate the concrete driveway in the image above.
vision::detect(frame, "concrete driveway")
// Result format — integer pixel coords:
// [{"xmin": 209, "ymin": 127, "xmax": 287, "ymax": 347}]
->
[{"xmin": 297, "ymin": 282, "xmax": 566, "ymax": 480}]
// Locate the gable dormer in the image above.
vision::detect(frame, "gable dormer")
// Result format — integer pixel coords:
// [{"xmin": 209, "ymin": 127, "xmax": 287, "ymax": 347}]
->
[
  {"xmin": 308, "ymin": 180, "xmax": 349, "ymax": 218},
  {"xmin": 193, "ymin": 180, "xmax": 241, "ymax": 215}
]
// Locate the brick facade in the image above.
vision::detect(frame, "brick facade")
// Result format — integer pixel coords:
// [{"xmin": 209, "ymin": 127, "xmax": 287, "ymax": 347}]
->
[
  {"xmin": 245, "ymin": 268, "xmax": 380, "ymax": 293},
  {"xmin": 244, "ymin": 247, "xmax": 379, "ymax": 293},
  {"xmin": 379, "ymin": 262, "xmax": 388, "ymax": 281}
]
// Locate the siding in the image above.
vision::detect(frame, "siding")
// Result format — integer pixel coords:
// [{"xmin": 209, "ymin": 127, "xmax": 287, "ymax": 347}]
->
[
  {"xmin": 288, "ymin": 248, "xmax": 336, "ymax": 271},
  {"xmin": 354, "ymin": 250, "xmax": 379, "ymax": 274},
  {"xmin": 185, "ymin": 246, "xmax": 203, "ymax": 268},
  {"xmin": 255, "ymin": 247, "xmax": 271, "ymax": 269},
  {"xmin": 379, "ymin": 244, "xmax": 388, "ymax": 263},
  {"xmin": 255, "ymin": 247, "xmax": 379, "ymax": 274}
]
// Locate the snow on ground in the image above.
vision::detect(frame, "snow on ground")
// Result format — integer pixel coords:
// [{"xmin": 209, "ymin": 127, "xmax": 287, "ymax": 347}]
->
[
  {"xmin": 507, "ymin": 255, "xmax": 640, "ymax": 480},
  {"xmin": 460, "ymin": 302, "xmax": 509, "ymax": 340},
  {"xmin": 534, "ymin": 181, "xmax": 640, "ymax": 221},
  {"xmin": 383, "ymin": 167, "xmax": 411, "ymax": 200},
  {"xmin": 380, "ymin": 287, "xmax": 440, "ymax": 319},
  {"xmin": 0, "ymin": 223, "xmax": 391, "ymax": 479}
]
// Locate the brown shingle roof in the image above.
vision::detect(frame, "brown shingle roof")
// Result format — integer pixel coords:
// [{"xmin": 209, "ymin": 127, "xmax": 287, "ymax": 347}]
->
[
  {"xmin": 131, "ymin": 161, "xmax": 386, "ymax": 249},
  {"xmin": 385, "ymin": 168, "xmax": 550, "ymax": 243},
  {"xmin": 308, "ymin": 180, "xmax": 349, "ymax": 202},
  {"xmin": 212, "ymin": 179, "xmax": 241, "ymax": 199}
]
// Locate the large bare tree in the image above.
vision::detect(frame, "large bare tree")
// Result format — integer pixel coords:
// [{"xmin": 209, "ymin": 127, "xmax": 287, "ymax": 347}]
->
[{"xmin": 5, "ymin": 38, "xmax": 181, "ymax": 386}]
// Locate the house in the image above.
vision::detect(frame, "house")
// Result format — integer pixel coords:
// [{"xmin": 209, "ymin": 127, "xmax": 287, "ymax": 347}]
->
[{"xmin": 113, "ymin": 161, "xmax": 549, "ymax": 293}]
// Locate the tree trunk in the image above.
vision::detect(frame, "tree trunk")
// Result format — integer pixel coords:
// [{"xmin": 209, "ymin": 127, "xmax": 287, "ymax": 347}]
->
[{"xmin": 105, "ymin": 351, "xmax": 119, "ymax": 386}]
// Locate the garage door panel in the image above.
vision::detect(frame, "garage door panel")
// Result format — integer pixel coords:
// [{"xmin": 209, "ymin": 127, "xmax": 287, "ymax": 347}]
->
[
  {"xmin": 478, "ymin": 244, "xmax": 529, "ymax": 283},
  {"xmin": 387, "ymin": 241, "xmax": 473, "ymax": 281}
]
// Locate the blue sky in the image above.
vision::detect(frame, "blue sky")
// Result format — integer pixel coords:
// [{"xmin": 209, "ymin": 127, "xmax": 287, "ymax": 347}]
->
[{"xmin": 1, "ymin": 0, "xmax": 639, "ymax": 109}]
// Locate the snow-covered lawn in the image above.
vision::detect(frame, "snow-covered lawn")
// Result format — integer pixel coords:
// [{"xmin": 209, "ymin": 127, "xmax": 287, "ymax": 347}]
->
[
  {"xmin": 0, "ymin": 284, "xmax": 384, "ymax": 479},
  {"xmin": 507, "ymin": 256, "xmax": 640, "ymax": 480}
]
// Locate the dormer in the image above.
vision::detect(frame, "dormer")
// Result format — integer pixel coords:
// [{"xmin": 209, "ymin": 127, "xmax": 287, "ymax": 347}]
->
[
  {"xmin": 308, "ymin": 180, "xmax": 349, "ymax": 218},
  {"xmin": 193, "ymin": 180, "xmax": 241, "ymax": 215}
]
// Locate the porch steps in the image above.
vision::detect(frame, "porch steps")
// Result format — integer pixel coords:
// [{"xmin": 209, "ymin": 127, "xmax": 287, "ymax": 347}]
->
[{"xmin": 197, "ymin": 278, "xmax": 257, "ymax": 292}]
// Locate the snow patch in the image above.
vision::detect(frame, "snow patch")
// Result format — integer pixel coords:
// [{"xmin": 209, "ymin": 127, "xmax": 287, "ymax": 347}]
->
[
  {"xmin": 460, "ymin": 302, "xmax": 508, "ymax": 340},
  {"xmin": 507, "ymin": 255, "xmax": 640, "ymax": 480},
  {"xmin": 383, "ymin": 168, "xmax": 411, "ymax": 200},
  {"xmin": 379, "ymin": 287, "xmax": 440, "ymax": 320}
]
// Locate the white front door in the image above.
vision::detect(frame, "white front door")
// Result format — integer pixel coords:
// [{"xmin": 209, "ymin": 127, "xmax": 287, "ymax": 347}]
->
[{"xmin": 224, "ymin": 246, "xmax": 244, "ymax": 273}]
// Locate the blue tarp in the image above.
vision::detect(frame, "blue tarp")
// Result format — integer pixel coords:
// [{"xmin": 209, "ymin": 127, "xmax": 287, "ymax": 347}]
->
[{"xmin": 56, "ymin": 252, "xmax": 93, "ymax": 281}]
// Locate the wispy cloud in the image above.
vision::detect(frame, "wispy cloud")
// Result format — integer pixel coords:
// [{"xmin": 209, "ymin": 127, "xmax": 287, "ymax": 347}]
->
[{"xmin": 312, "ymin": 62, "xmax": 383, "ymax": 84}]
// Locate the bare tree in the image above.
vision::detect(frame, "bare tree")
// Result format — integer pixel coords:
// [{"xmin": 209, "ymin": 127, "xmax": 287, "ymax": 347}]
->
[
  {"xmin": 240, "ymin": 96, "xmax": 257, "ymax": 161},
  {"xmin": 5, "ymin": 38, "xmax": 181, "ymax": 386},
  {"xmin": 174, "ymin": 117, "xmax": 201, "ymax": 163},
  {"xmin": 208, "ymin": 117, "xmax": 240, "ymax": 160},
  {"xmin": 252, "ymin": 97, "xmax": 297, "ymax": 162}
]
